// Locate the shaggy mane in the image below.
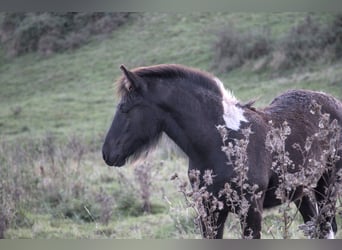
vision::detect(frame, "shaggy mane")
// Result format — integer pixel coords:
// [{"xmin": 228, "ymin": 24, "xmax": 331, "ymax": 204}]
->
[
  {"xmin": 116, "ymin": 64, "xmax": 222, "ymax": 97},
  {"xmin": 115, "ymin": 63, "xmax": 258, "ymax": 111}
]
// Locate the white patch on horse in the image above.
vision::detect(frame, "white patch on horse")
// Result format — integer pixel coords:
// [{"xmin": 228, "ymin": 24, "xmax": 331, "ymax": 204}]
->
[{"xmin": 213, "ymin": 77, "xmax": 247, "ymax": 131}]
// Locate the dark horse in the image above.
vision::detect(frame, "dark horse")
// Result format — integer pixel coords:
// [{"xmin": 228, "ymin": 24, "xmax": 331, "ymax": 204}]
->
[{"xmin": 102, "ymin": 64, "xmax": 342, "ymax": 239}]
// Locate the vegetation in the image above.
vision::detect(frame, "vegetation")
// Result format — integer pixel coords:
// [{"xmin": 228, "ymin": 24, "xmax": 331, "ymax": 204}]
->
[
  {"xmin": 0, "ymin": 13, "xmax": 132, "ymax": 57},
  {"xmin": 1, "ymin": 12, "xmax": 342, "ymax": 239},
  {"xmin": 213, "ymin": 14, "xmax": 342, "ymax": 72}
]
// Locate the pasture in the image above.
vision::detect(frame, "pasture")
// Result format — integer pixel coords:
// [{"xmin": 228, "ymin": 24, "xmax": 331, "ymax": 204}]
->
[{"xmin": 1, "ymin": 12, "xmax": 342, "ymax": 239}]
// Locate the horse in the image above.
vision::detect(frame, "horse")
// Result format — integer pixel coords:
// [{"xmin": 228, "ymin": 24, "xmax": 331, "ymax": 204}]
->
[{"xmin": 102, "ymin": 64, "xmax": 342, "ymax": 239}]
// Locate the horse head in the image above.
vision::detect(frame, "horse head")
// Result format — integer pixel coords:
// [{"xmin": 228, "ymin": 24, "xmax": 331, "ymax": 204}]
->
[{"xmin": 102, "ymin": 65, "xmax": 163, "ymax": 166}]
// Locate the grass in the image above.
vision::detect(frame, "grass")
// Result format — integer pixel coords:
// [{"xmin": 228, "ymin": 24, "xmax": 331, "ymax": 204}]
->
[
  {"xmin": 1, "ymin": 13, "xmax": 338, "ymax": 140},
  {"xmin": 1, "ymin": 12, "xmax": 342, "ymax": 239}
]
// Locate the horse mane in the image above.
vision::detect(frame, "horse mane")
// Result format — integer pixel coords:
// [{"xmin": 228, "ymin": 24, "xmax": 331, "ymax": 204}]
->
[
  {"xmin": 116, "ymin": 64, "xmax": 222, "ymax": 97},
  {"xmin": 115, "ymin": 64, "xmax": 258, "ymax": 111},
  {"xmin": 240, "ymin": 99, "xmax": 258, "ymax": 111}
]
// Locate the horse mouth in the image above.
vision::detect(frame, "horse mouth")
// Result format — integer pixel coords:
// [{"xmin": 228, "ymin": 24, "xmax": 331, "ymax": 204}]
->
[
  {"xmin": 113, "ymin": 158, "xmax": 126, "ymax": 167},
  {"xmin": 103, "ymin": 153, "xmax": 126, "ymax": 167}
]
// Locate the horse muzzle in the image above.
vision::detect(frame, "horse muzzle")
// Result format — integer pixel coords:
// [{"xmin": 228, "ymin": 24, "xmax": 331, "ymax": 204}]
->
[{"xmin": 102, "ymin": 150, "xmax": 126, "ymax": 167}]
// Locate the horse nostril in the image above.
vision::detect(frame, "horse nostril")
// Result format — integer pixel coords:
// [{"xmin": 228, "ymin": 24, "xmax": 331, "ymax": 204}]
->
[{"xmin": 102, "ymin": 151, "xmax": 107, "ymax": 161}]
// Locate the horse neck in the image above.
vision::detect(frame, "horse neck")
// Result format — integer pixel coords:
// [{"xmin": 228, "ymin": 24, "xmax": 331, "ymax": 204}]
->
[{"xmin": 153, "ymin": 79, "xmax": 223, "ymax": 159}]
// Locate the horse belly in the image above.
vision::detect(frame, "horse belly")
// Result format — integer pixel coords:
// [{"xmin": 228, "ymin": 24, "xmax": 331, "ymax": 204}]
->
[
  {"xmin": 263, "ymin": 188, "xmax": 282, "ymax": 208},
  {"xmin": 263, "ymin": 187, "xmax": 304, "ymax": 209}
]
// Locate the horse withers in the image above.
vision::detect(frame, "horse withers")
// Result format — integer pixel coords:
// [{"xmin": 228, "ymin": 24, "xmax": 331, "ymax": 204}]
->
[{"xmin": 102, "ymin": 64, "xmax": 342, "ymax": 239}]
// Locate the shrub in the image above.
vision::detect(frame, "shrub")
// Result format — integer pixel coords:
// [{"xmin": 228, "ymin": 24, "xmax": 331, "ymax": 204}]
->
[
  {"xmin": 114, "ymin": 189, "xmax": 143, "ymax": 217},
  {"xmin": 212, "ymin": 25, "xmax": 272, "ymax": 72},
  {"xmin": 0, "ymin": 12, "xmax": 133, "ymax": 57},
  {"xmin": 113, "ymin": 169, "xmax": 151, "ymax": 218},
  {"xmin": 274, "ymin": 16, "xmax": 333, "ymax": 70},
  {"xmin": 329, "ymin": 14, "xmax": 342, "ymax": 59},
  {"xmin": 0, "ymin": 132, "xmax": 101, "ymax": 236},
  {"xmin": 212, "ymin": 14, "xmax": 342, "ymax": 73}
]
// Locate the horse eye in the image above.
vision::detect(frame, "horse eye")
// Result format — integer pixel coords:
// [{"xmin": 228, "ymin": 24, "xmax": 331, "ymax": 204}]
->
[{"xmin": 119, "ymin": 103, "xmax": 129, "ymax": 113}]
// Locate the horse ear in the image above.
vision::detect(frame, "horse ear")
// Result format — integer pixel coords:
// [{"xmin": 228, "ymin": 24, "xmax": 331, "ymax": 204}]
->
[{"xmin": 120, "ymin": 65, "xmax": 141, "ymax": 92}]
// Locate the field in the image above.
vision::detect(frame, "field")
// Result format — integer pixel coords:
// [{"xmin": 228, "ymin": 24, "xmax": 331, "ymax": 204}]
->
[{"xmin": 1, "ymin": 12, "xmax": 342, "ymax": 239}]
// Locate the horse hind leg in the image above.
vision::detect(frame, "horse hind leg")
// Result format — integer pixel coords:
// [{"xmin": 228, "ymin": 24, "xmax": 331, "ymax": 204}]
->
[
  {"xmin": 294, "ymin": 194, "xmax": 335, "ymax": 238},
  {"xmin": 314, "ymin": 170, "xmax": 339, "ymax": 239},
  {"xmin": 329, "ymin": 153, "xmax": 342, "ymax": 237},
  {"xmin": 240, "ymin": 198, "xmax": 263, "ymax": 239}
]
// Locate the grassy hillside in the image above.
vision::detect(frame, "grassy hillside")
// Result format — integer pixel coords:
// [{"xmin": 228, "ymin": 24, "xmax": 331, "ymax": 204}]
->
[
  {"xmin": 1, "ymin": 12, "xmax": 340, "ymax": 140},
  {"xmin": 1, "ymin": 12, "xmax": 342, "ymax": 239}
]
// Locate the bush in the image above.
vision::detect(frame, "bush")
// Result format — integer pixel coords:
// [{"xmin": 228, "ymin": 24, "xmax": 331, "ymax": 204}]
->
[
  {"xmin": 212, "ymin": 26, "xmax": 272, "ymax": 72},
  {"xmin": 0, "ymin": 12, "xmax": 132, "ymax": 57},
  {"xmin": 212, "ymin": 14, "xmax": 342, "ymax": 73},
  {"xmin": 274, "ymin": 16, "xmax": 334, "ymax": 70},
  {"xmin": 0, "ymin": 133, "xmax": 100, "ymax": 236},
  {"xmin": 329, "ymin": 14, "xmax": 342, "ymax": 59}
]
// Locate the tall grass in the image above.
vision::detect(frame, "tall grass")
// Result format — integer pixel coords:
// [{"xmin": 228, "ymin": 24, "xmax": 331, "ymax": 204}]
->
[
  {"xmin": 0, "ymin": 13, "xmax": 133, "ymax": 57},
  {"xmin": 1, "ymin": 105, "xmax": 341, "ymax": 238},
  {"xmin": 213, "ymin": 14, "xmax": 342, "ymax": 73},
  {"xmin": 0, "ymin": 132, "xmax": 171, "ymax": 238}
]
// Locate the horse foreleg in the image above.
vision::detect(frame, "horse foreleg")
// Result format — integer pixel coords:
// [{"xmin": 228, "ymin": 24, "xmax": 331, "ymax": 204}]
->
[
  {"xmin": 215, "ymin": 209, "xmax": 229, "ymax": 239},
  {"xmin": 294, "ymin": 195, "xmax": 317, "ymax": 224},
  {"xmin": 200, "ymin": 208, "xmax": 228, "ymax": 239},
  {"xmin": 240, "ymin": 199, "xmax": 263, "ymax": 239}
]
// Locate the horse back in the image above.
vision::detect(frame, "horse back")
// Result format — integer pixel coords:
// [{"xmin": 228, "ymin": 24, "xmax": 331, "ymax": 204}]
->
[
  {"xmin": 263, "ymin": 89, "xmax": 342, "ymax": 160},
  {"xmin": 265, "ymin": 89, "xmax": 342, "ymax": 124}
]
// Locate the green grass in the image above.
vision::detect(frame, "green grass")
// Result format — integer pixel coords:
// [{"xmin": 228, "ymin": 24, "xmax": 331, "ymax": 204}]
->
[
  {"xmin": 1, "ymin": 12, "xmax": 342, "ymax": 239},
  {"xmin": 1, "ymin": 12, "xmax": 339, "ymax": 140}
]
